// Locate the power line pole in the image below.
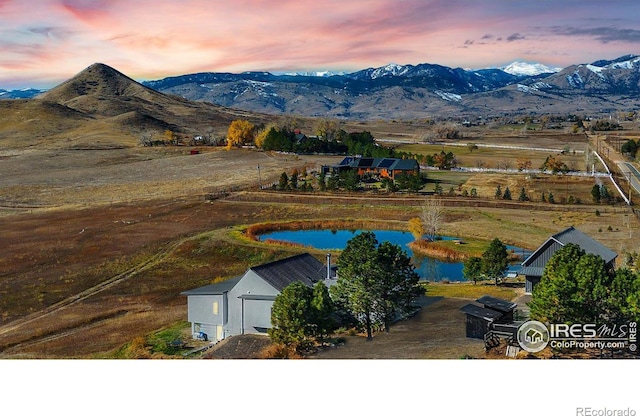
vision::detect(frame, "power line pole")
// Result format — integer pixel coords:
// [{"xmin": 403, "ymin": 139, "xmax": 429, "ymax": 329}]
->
[{"xmin": 257, "ymin": 165, "xmax": 262, "ymax": 190}]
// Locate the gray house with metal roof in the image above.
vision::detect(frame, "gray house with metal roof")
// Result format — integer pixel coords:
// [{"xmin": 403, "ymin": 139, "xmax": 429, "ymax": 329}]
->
[
  {"xmin": 181, "ymin": 253, "xmax": 337, "ymax": 343},
  {"xmin": 520, "ymin": 226, "xmax": 617, "ymax": 294}
]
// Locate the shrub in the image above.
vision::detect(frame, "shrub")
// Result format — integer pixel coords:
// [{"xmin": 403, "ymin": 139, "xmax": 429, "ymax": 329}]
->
[{"xmin": 258, "ymin": 343, "xmax": 302, "ymax": 359}]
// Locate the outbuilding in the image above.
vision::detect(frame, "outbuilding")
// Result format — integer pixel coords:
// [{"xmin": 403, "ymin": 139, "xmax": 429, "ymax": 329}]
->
[
  {"xmin": 519, "ymin": 226, "xmax": 617, "ymax": 294},
  {"xmin": 460, "ymin": 303, "xmax": 504, "ymax": 339}
]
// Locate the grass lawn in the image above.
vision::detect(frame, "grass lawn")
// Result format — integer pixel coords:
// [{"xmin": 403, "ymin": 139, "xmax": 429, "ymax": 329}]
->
[{"xmin": 425, "ymin": 282, "xmax": 519, "ymax": 301}]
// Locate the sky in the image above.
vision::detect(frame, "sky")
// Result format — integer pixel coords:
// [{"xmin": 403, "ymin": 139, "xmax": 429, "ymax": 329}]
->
[{"xmin": 1, "ymin": 0, "xmax": 640, "ymax": 89}]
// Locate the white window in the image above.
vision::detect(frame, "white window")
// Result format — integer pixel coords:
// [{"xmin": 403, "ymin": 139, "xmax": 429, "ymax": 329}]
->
[{"xmin": 213, "ymin": 301, "xmax": 219, "ymax": 315}]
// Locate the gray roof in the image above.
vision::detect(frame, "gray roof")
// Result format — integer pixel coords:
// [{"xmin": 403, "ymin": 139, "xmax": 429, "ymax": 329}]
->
[
  {"xmin": 522, "ymin": 226, "xmax": 617, "ymax": 268},
  {"xmin": 475, "ymin": 295, "xmax": 517, "ymax": 313},
  {"xmin": 518, "ymin": 266, "xmax": 544, "ymax": 277},
  {"xmin": 250, "ymin": 253, "xmax": 329, "ymax": 292},
  {"xmin": 180, "ymin": 275, "xmax": 242, "ymax": 296},
  {"xmin": 551, "ymin": 226, "xmax": 617, "ymax": 263},
  {"xmin": 347, "ymin": 157, "xmax": 419, "ymax": 171},
  {"xmin": 460, "ymin": 303, "xmax": 503, "ymax": 322}
]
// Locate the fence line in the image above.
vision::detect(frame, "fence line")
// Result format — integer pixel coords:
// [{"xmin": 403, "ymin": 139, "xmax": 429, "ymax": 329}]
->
[{"xmin": 220, "ymin": 191, "xmax": 631, "ymax": 213}]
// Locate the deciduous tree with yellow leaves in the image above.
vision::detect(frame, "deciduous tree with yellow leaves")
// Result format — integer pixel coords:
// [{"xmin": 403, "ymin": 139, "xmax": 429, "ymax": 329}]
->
[{"xmin": 226, "ymin": 119, "xmax": 255, "ymax": 149}]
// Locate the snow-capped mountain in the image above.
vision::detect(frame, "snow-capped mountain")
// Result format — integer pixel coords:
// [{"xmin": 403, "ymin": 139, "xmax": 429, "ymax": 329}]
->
[
  {"xmin": 501, "ymin": 61, "xmax": 561, "ymax": 76},
  {"xmin": 282, "ymin": 70, "xmax": 346, "ymax": 77},
  {"xmin": 0, "ymin": 88, "xmax": 45, "ymax": 99},
  {"xmin": 6, "ymin": 55, "xmax": 640, "ymax": 119}
]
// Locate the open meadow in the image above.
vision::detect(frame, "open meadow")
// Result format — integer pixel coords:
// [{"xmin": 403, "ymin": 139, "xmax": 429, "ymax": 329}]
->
[{"xmin": 0, "ymin": 122, "xmax": 638, "ymax": 358}]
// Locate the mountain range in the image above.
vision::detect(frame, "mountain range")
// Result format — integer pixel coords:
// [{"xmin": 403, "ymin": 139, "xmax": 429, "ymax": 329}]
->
[
  {"xmin": 138, "ymin": 54, "xmax": 640, "ymax": 119},
  {"xmin": 2, "ymin": 55, "xmax": 640, "ymax": 121}
]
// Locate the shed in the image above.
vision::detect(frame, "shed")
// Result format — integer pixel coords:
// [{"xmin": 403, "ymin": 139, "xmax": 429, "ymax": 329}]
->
[
  {"xmin": 460, "ymin": 303, "xmax": 504, "ymax": 339},
  {"xmin": 475, "ymin": 295, "xmax": 517, "ymax": 322}
]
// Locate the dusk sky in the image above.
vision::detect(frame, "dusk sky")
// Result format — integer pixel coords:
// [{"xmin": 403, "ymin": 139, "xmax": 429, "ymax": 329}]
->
[{"xmin": 1, "ymin": 0, "xmax": 639, "ymax": 89}]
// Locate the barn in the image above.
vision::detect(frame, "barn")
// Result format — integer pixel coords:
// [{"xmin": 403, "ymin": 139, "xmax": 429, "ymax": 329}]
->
[{"xmin": 519, "ymin": 226, "xmax": 617, "ymax": 294}]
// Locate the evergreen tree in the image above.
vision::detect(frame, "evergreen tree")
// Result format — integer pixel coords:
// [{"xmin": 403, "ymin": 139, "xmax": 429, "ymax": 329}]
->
[
  {"xmin": 591, "ymin": 184, "xmax": 602, "ymax": 203},
  {"xmin": 331, "ymin": 232, "xmax": 380, "ymax": 340},
  {"xmin": 310, "ymin": 281, "xmax": 335, "ymax": 339},
  {"xmin": 376, "ymin": 241, "xmax": 422, "ymax": 332},
  {"xmin": 318, "ymin": 171, "xmax": 327, "ymax": 191},
  {"xmin": 268, "ymin": 282, "xmax": 313, "ymax": 347},
  {"xmin": 518, "ymin": 187, "xmax": 529, "ymax": 201},
  {"xmin": 548, "ymin": 192, "xmax": 555, "ymax": 204},
  {"xmin": 481, "ymin": 238, "xmax": 509, "ymax": 286},
  {"xmin": 278, "ymin": 171, "xmax": 289, "ymax": 190},
  {"xmin": 463, "ymin": 256, "xmax": 484, "ymax": 284},
  {"xmin": 331, "ymin": 232, "xmax": 422, "ymax": 340},
  {"xmin": 495, "ymin": 184, "xmax": 502, "ymax": 199},
  {"xmin": 290, "ymin": 169, "xmax": 298, "ymax": 190},
  {"xmin": 502, "ymin": 187, "xmax": 512, "ymax": 200}
]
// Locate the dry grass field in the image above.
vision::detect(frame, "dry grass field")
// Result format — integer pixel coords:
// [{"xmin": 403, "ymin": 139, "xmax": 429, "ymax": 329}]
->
[{"xmin": 0, "ymin": 119, "xmax": 639, "ymax": 359}]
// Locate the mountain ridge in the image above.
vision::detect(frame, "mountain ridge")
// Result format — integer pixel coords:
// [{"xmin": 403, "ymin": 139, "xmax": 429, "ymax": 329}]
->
[
  {"xmin": 138, "ymin": 55, "xmax": 640, "ymax": 119},
  {"xmin": 2, "ymin": 56, "xmax": 640, "ymax": 120}
]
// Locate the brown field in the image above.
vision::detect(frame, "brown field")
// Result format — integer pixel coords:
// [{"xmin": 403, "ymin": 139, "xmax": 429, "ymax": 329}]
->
[{"xmin": 1, "ymin": 124, "xmax": 639, "ymax": 359}]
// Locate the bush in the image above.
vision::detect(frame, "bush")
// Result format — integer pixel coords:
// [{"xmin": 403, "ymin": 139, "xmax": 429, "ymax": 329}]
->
[{"xmin": 258, "ymin": 343, "xmax": 303, "ymax": 359}]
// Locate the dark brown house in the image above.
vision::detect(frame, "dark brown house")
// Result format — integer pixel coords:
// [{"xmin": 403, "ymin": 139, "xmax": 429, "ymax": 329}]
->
[{"xmin": 321, "ymin": 156, "xmax": 419, "ymax": 179}]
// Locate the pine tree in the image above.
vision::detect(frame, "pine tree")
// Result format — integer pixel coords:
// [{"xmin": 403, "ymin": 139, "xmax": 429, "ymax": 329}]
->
[
  {"xmin": 495, "ymin": 184, "xmax": 502, "ymax": 199},
  {"xmin": 318, "ymin": 171, "xmax": 327, "ymax": 191},
  {"xmin": 481, "ymin": 238, "xmax": 509, "ymax": 286},
  {"xmin": 502, "ymin": 187, "xmax": 512, "ymax": 200},
  {"xmin": 331, "ymin": 232, "xmax": 421, "ymax": 340},
  {"xmin": 518, "ymin": 187, "xmax": 529, "ymax": 201},
  {"xmin": 278, "ymin": 171, "xmax": 289, "ymax": 190}
]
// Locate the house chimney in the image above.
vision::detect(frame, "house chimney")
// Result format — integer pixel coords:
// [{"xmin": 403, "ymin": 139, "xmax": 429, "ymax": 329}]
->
[{"xmin": 326, "ymin": 253, "xmax": 331, "ymax": 280}]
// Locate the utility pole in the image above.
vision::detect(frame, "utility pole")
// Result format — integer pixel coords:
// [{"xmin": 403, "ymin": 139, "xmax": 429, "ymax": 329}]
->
[{"xmin": 257, "ymin": 165, "xmax": 262, "ymax": 190}]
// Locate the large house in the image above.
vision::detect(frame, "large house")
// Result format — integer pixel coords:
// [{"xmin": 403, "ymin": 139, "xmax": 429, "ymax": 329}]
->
[
  {"xmin": 181, "ymin": 253, "xmax": 337, "ymax": 343},
  {"xmin": 519, "ymin": 226, "xmax": 617, "ymax": 294},
  {"xmin": 322, "ymin": 156, "xmax": 420, "ymax": 180}
]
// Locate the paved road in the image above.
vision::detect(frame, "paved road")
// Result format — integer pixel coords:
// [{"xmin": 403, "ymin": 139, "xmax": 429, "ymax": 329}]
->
[{"xmin": 618, "ymin": 162, "xmax": 640, "ymax": 199}]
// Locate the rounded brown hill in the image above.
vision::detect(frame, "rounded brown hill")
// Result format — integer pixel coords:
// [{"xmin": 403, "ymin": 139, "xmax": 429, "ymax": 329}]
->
[
  {"xmin": 38, "ymin": 63, "xmax": 159, "ymax": 107},
  {"xmin": 0, "ymin": 63, "xmax": 274, "ymax": 148}
]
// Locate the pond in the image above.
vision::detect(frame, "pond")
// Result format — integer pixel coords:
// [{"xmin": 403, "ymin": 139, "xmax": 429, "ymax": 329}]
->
[{"xmin": 258, "ymin": 229, "xmax": 531, "ymax": 282}]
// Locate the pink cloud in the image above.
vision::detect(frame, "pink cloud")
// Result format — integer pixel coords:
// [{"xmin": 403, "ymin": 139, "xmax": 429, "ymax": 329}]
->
[{"xmin": 1, "ymin": 0, "xmax": 640, "ymax": 88}]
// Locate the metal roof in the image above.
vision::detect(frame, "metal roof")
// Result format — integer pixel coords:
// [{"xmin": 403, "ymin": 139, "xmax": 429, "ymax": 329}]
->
[
  {"xmin": 551, "ymin": 226, "xmax": 617, "ymax": 263},
  {"xmin": 389, "ymin": 158, "xmax": 419, "ymax": 171},
  {"xmin": 475, "ymin": 295, "xmax": 517, "ymax": 313},
  {"xmin": 238, "ymin": 294, "xmax": 277, "ymax": 301},
  {"xmin": 460, "ymin": 303, "xmax": 504, "ymax": 322},
  {"xmin": 522, "ymin": 226, "xmax": 617, "ymax": 270},
  {"xmin": 250, "ymin": 253, "xmax": 329, "ymax": 292},
  {"xmin": 180, "ymin": 275, "xmax": 243, "ymax": 296},
  {"xmin": 518, "ymin": 266, "xmax": 544, "ymax": 277}
]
